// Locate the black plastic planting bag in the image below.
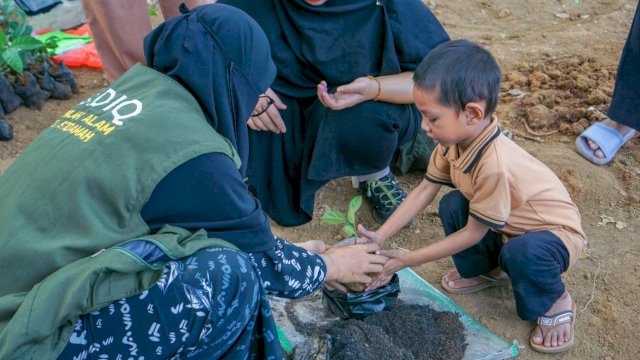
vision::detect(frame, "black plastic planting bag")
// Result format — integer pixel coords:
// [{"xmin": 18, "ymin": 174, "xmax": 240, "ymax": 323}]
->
[{"xmin": 322, "ymin": 273, "xmax": 400, "ymax": 320}]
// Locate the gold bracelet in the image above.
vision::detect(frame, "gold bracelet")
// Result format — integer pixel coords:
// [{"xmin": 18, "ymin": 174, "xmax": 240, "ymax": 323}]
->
[{"xmin": 367, "ymin": 75, "xmax": 381, "ymax": 101}]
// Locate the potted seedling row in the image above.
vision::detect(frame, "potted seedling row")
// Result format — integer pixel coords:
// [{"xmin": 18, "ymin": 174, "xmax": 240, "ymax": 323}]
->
[{"xmin": 0, "ymin": 0, "xmax": 79, "ymax": 141}]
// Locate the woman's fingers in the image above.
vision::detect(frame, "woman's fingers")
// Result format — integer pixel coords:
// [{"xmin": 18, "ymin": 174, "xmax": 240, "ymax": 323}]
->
[
  {"xmin": 264, "ymin": 105, "xmax": 286, "ymax": 133},
  {"xmin": 353, "ymin": 273, "xmax": 373, "ymax": 285},
  {"xmin": 266, "ymin": 88, "xmax": 287, "ymax": 110},
  {"xmin": 248, "ymin": 89, "xmax": 287, "ymax": 133},
  {"xmin": 248, "ymin": 112, "xmax": 286, "ymax": 133},
  {"xmin": 247, "ymin": 117, "xmax": 268, "ymax": 131},
  {"xmin": 324, "ymin": 280, "xmax": 348, "ymax": 292},
  {"xmin": 366, "ymin": 263, "xmax": 384, "ymax": 274}
]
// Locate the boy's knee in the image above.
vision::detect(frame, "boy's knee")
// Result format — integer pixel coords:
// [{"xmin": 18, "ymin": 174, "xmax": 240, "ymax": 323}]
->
[
  {"xmin": 500, "ymin": 236, "xmax": 533, "ymax": 263},
  {"xmin": 438, "ymin": 190, "xmax": 467, "ymax": 218}
]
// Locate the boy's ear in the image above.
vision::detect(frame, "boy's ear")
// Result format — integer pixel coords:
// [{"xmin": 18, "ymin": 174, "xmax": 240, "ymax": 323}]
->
[{"xmin": 464, "ymin": 102, "xmax": 486, "ymax": 124}]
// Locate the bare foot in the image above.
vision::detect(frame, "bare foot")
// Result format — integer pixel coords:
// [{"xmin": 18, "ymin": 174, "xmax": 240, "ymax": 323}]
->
[
  {"xmin": 531, "ymin": 291, "xmax": 575, "ymax": 351},
  {"xmin": 442, "ymin": 267, "xmax": 509, "ymax": 294},
  {"xmin": 586, "ymin": 118, "xmax": 635, "ymax": 159},
  {"xmin": 295, "ymin": 240, "xmax": 327, "ymax": 254}
]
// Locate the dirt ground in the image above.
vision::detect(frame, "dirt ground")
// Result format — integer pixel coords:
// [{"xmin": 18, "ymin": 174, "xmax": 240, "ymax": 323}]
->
[{"xmin": 1, "ymin": 1, "xmax": 638, "ymax": 359}]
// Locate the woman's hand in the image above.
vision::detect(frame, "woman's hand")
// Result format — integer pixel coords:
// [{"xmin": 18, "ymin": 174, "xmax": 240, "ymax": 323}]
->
[
  {"xmin": 320, "ymin": 243, "xmax": 386, "ymax": 286},
  {"xmin": 316, "ymin": 77, "xmax": 378, "ymax": 110},
  {"xmin": 365, "ymin": 248, "xmax": 410, "ymax": 291},
  {"xmin": 323, "ymin": 280, "xmax": 349, "ymax": 292},
  {"xmin": 247, "ymin": 88, "xmax": 287, "ymax": 133},
  {"xmin": 295, "ymin": 240, "xmax": 327, "ymax": 254}
]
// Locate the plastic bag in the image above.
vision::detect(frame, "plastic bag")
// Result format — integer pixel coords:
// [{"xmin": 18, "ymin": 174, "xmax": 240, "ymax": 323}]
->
[{"xmin": 322, "ymin": 273, "xmax": 400, "ymax": 320}]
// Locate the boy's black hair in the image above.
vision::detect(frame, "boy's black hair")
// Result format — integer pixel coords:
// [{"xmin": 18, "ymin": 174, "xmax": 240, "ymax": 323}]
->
[{"xmin": 413, "ymin": 39, "xmax": 501, "ymax": 116}]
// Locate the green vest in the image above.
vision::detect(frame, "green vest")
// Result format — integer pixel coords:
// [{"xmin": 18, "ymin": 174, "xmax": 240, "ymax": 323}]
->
[{"xmin": 0, "ymin": 64, "xmax": 240, "ymax": 359}]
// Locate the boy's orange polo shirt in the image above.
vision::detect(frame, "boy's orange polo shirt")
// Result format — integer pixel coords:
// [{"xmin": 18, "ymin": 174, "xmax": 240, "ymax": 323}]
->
[{"xmin": 426, "ymin": 116, "xmax": 587, "ymax": 265}]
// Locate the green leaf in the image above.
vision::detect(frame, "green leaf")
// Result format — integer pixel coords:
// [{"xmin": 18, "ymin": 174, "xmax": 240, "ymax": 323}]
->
[
  {"xmin": 11, "ymin": 36, "xmax": 43, "ymax": 51},
  {"xmin": 0, "ymin": 31, "xmax": 7, "ymax": 48},
  {"xmin": 148, "ymin": 6, "xmax": 158, "ymax": 16},
  {"xmin": 347, "ymin": 195, "xmax": 362, "ymax": 226},
  {"xmin": 2, "ymin": 47, "xmax": 23, "ymax": 73},
  {"xmin": 342, "ymin": 224, "xmax": 356, "ymax": 237},
  {"xmin": 321, "ymin": 211, "xmax": 348, "ymax": 225}
]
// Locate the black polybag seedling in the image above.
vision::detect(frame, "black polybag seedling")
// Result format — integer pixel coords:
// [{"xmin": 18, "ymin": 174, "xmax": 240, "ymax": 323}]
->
[{"xmin": 322, "ymin": 273, "xmax": 400, "ymax": 320}]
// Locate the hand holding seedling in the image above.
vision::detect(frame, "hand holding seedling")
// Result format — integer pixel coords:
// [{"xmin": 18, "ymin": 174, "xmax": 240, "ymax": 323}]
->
[
  {"xmin": 321, "ymin": 195, "xmax": 388, "ymax": 292},
  {"xmin": 365, "ymin": 248, "xmax": 410, "ymax": 291},
  {"xmin": 320, "ymin": 242, "xmax": 385, "ymax": 292}
]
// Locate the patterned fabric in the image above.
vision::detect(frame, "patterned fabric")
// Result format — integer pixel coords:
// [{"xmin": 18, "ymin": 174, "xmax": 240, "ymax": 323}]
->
[
  {"xmin": 58, "ymin": 239, "xmax": 324, "ymax": 359},
  {"xmin": 58, "ymin": 248, "xmax": 285, "ymax": 360},
  {"xmin": 249, "ymin": 237, "xmax": 327, "ymax": 298}
]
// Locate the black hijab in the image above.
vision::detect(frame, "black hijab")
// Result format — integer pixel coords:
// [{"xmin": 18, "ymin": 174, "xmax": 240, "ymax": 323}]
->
[
  {"xmin": 219, "ymin": 0, "xmax": 449, "ymax": 98},
  {"xmin": 143, "ymin": 3, "xmax": 277, "ymax": 176}
]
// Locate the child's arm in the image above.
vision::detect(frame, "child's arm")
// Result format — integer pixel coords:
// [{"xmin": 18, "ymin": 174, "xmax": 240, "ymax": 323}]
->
[
  {"xmin": 365, "ymin": 216, "xmax": 490, "ymax": 290},
  {"xmin": 358, "ymin": 179, "xmax": 441, "ymax": 247}
]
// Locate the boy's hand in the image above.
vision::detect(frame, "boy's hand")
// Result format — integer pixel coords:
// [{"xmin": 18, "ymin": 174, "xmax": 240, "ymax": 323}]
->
[
  {"xmin": 357, "ymin": 224, "xmax": 385, "ymax": 246},
  {"xmin": 365, "ymin": 248, "xmax": 409, "ymax": 291}
]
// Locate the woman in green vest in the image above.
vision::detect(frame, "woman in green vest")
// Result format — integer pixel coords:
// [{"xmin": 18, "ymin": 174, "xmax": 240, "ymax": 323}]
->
[{"xmin": 0, "ymin": 4, "xmax": 385, "ymax": 359}]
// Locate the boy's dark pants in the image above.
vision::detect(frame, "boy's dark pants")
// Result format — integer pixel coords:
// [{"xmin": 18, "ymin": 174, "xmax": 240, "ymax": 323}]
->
[{"xmin": 439, "ymin": 190, "xmax": 570, "ymax": 320}]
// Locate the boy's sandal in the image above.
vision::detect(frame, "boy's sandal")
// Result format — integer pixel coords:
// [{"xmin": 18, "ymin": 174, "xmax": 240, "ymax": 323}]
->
[
  {"xmin": 576, "ymin": 122, "xmax": 636, "ymax": 165},
  {"xmin": 530, "ymin": 301, "xmax": 576, "ymax": 354},
  {"xmin": 440, "ymin": 269, "xmax": 510, "ymax": 295}
]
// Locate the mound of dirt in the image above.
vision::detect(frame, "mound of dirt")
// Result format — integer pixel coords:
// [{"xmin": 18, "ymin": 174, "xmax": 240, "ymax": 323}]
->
[{"xmin": 502, "ymin": 55, "xmax": 618, "ymax": 136}]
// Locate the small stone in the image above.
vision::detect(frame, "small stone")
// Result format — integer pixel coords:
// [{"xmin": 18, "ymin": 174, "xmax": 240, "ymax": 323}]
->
[
  {"xmin": 497, "ymin": 8, "xmax": 511, "ymax": 19},
  {"xmin": 506, "ymin": 71, "xmax": 528, "ymax": 87},
  {"xmin": 587, "ymin": 89, "xmax": 609, "ymax": 105},
  {"xmin": 575, "ymin": 75, "xmax": 596, "ymax": 90},
  {"xmin": 526, "ymin": 104, "xmax": 556, "ymax": 129}
]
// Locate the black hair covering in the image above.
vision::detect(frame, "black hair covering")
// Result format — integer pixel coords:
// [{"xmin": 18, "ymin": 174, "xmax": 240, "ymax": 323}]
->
[
  {"xmin": 219, "ymin": 0, "xmax": 449, "ymax": 98},
  {"xmin": 143, "ymin": 3, "xmax": 277, "ymax": 176}
]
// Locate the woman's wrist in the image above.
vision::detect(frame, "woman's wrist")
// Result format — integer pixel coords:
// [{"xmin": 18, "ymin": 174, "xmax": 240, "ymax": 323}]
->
[
  {"xmin": 319, "ymin": 253, "xmax": 336, "ymax": 281},
  {"xmin": 366, "ymin": 75, "xmax": 382, "ymax": 101}
]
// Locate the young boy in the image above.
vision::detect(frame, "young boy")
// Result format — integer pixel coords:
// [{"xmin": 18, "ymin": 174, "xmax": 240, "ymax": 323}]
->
[{"xmin": 358, "ymin": 39, "xmax": 587, "ymax": 354}]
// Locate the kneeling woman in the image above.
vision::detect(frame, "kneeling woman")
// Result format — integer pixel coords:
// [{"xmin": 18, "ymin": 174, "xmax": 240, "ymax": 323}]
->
[{"xmin": 0, "ymin": 4, "xmax": 384, "ymax": 359}]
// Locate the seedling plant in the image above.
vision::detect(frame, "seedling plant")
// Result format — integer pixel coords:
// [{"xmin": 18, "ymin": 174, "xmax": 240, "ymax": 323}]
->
[{"xmin": 321, "ymin": 195, "xmax": 362, "ymax": 239}]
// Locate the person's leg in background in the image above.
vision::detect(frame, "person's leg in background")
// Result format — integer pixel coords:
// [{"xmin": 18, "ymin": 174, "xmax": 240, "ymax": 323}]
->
[
  {"xmin": 575, "ymin": 4, "xmax": 639, "ymax": 164},
  {"xmin": 159, "ymin": 0, "xmax": 216, "ymax": 19},
  {"xmin": 80, "ymin": 0, "xmax": 152, "ymax": 82}
]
